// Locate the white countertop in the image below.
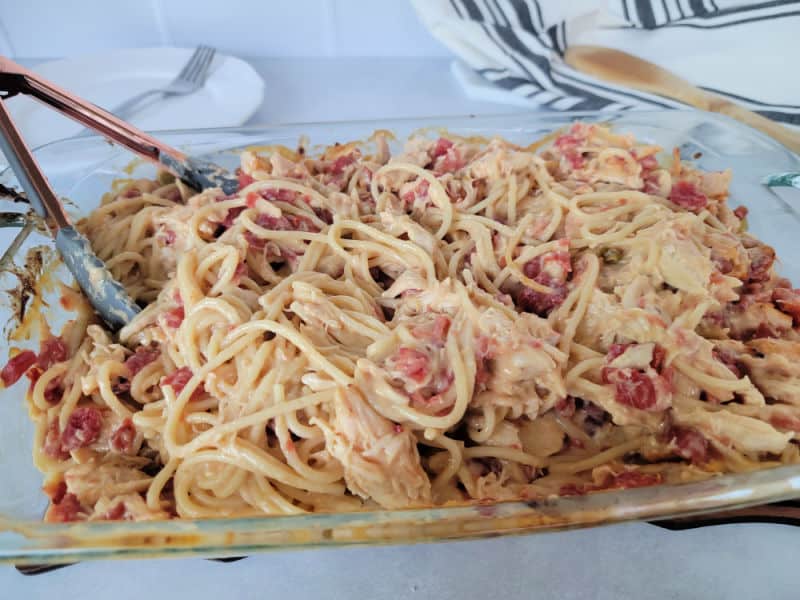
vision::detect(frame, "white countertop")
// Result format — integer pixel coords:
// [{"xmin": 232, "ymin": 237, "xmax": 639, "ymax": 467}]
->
[{"xmin": 2, "ymin": 56, "xmax": 799, "ymax": 600}]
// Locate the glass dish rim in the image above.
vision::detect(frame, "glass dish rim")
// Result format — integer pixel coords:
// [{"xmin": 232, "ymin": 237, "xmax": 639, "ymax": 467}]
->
[
  {"xmin": 12, "ymin": 106, "xmax": 798, "ymax": 154},
  {"xmin": 1, "ymin": 107, "xmax": 800, "ymax": 564}
]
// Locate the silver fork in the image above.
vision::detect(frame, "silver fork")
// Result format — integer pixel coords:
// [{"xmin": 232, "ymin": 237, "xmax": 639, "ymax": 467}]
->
[{"xmin": 107, "ymin": 45, "xmax": 216, "ymax": 120}]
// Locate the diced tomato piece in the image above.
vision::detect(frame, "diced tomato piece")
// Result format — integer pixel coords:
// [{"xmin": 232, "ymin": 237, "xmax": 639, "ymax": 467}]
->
[
  {"xmin": 401, "ymin": 179, "xmax": 430, "ymax": 205},
  {"xmin": 770, "ymin": 413, "xmax": 800, "ymax": 432},
  {"xmin": 555, "ymin": 396, "xmax": 576, "ymax": 418},
  {"xmin": 651, "ymin": 344, "xmax": 667, "ymax": 372},
  {"xmin": 2, "ymin": 337, "xmax": 69, "ymax": 388},
  {"xmin": 773, "ymin": 288, "xmax": 800, "ymax": 323},
  {"xmin": 668, "ymin": 181, "xmax": 707, "ymax": 212},
  {"xmin": 45, "ymin": 480, "xmax": 67, "ymax": 504},
  {"xmin": 37, "ymin": 337, "xmax": 68, "ymax": 370},
  {"xmin": 554, "ymin": 134, "xmax": 580, "ymax": 150},
  {"xmin": 712, "ymin": 255, "xmax": 734, "ymax": 274},
  {"xmin": 522, "ymin": 258, "xmax": 540, "ymax": 280},
  {"xmin": 125, "ymin": 347, "xmax": 160, "ymax": 376},
  {"xmin": 518, "ymin": 244, "xmax": 572, "ymax": 316},
  {"xmin": 567, "ymin": 470, "xmax": 662, "ymax": 494},
  {"xmin": 163, "ymin": 305, "xmax": 185, "ymax": 328},
  {"xmin": 246, "ymin": 191, "xmax": 260, "ymax": 208},
  {"xmin": 606, "ymin": 343, "xmax": 631, "ymax": 363},
  {"xmin": 222, "ymin": 206, "xmax": 245, "ymax": 228},
  {"xmin": 747, "ymin": 243, "xmax": 775, "ymax": 283},
  {"xmin": 286, "ymin": 214, "xmax": 319, "ymax": 232},
  {"xmin": 430, "ymin": 138, "xmax": 454, "ymax": 159},
  {"xmin": 312, "ymin": 206, "xmax": 334, "ymax": 224},
  {"xmin": 553, "ymin": 134, "xmax": 585, "ymax": 169},
  {"xmin": 254, "ymin": 212, "xmax": 319, "ymax": 233},
  {"xmin": 602, "ymin": 368, "xmax": 658, "ymax": 410},
  {"xmin": 606, "ymin": 343, "xmax": 666, "ymax": 372},
  {"xmin": 27, "ymin": 366, "xmax": 45, "ymax": 385},
  {"xmin": 606, "ymin": 471, "xmax": 663, "ymax": 489},
  {"xmin": 103, "ymin": 502, "xmax": 127, "ymax": 521},
  {"xmin": 164, "ymin": 187, "xmax": 183, "ymax": 202},
  {"xmin": 563, "ymin": 150, "xmax": 585, "ymax": 169},
  {"xmin": 737, "ymin": 282, "xmax": 774, "ymax": 309},
  {"xmin": 559, "ymin": 483, "xmax": 587, "ymax": 496},
  {"xmin": 638, "ymin": 155, "xmax": 658, "ymax": 170},
  {"xmin": 330, "ymin": 153, "xmax": 357, "ymax": 175},
  {"xmin": 43, "ymin": 421, "xmax": 68, "ymax": 460},
  {"xmin": 262, "ymin": 188, "xmax": 301, "ymax": 203},
  {"xmin": 524, "ymin": 243, "xmax": 572, "ymax": 283},
  {"xmin": 712, "ymin": 348, "xmax": 743, "ymax": 378},
  {"xmin": 433, "ymin": 147, "xmax": 465, "ymax": 174},
  {"xmin": 61, "ymin": 407, "xmax": 103, "ymax": 451},
  {"xmin": 162, "ymin": 367, "xmax": 204, "ymax": 400},
  {"xmin": 48, "ymin": 492, "xmax": 83, "ymax": 522},
  {"xmin": 245, "ymin": 232, "xmax": 269, "ymax": 251},
  {"xmin": 237, "ymin": 169, "xmax": 255, "ymax": 190},
  {"xmin": 1, "ymin": 350, "xmax": 37, "ymax": 386},
  {"xmin": 256, "ymin": 214, "xmax": 290, "ymax": 231},
  {"xmin": 162, "ymin": 366, "xmax": 192, "ymax": 393},
  {"xmin": 671, "ymin": 426, "xmax": 709, "ymax": 464},
  {"xmin": 517, "ymin": 283, "xmax": 567, "ymax": 316},
  {"xmin": 43, "ymin": 378, "xmax": 63, "ymax": 405},
  {"xmin": 390, "ymin": 348, "xmax": 430, "ymax": 383},
  {"xmin": 110, "ymin": 418, "xmax": 136, "ymax": 453},
  {"xmin": 431, "ymin": 315, "xmax": 451, "ymax": 341},
  {"xmin": 751, "ymin": 323, "xmax": 782, "ymax": 340},
  {"xmin": 733, "ymin": 205, "xmax": 748, "ymax": 220},
  {"xmin": 642, "ymin": 172, "xmax": 662, "ymax": 195}
]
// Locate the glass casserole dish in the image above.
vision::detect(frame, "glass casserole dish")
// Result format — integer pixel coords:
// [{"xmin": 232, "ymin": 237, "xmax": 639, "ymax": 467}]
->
[{"xmin": 1, "ymin": 109, "xmax": 799, "ymax": 565}]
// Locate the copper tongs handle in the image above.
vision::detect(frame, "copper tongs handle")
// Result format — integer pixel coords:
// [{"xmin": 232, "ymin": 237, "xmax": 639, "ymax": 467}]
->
[
  {"xmin": 0, "ymin": 98, "xmax": 68, "ymax": 231},
  {"xmin": 0, "ymin": 56, "xmax": 188, "ymax": 165},
  {"xmin": 0, "ymin": 56, "xmax": 143, "ymax": 329}
]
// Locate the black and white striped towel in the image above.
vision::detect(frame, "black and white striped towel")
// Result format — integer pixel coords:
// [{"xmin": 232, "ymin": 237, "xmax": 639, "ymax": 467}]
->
[{"xmin": 412, "ymin": 0, "xmax": 800, "ymax": 123}]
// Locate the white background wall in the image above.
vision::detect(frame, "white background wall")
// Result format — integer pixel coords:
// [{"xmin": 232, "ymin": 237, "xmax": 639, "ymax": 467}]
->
[{"xmin": 0, "ymin": 0, "xmax": 449, "ymax": 58}]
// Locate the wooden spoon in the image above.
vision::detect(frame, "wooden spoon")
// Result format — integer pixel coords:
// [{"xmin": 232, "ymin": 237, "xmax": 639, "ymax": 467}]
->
[{"xmin": 564, "ymin": 45, "xmax": 800, "ymax": 155}]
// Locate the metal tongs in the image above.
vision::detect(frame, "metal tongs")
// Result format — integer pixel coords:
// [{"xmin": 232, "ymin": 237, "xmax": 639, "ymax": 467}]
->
[{"xmin": 0, "ymin": 56, "xmax": 238, "ymax": 329}]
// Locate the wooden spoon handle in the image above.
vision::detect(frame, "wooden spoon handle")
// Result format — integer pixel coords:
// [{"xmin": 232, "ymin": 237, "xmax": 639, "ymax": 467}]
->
[
  {"xmin": 563, "ymin": 45, "xmax": 800, "ymax": 155},
  {"xmin": 707, "ymin": 96, "xmax": 800, "ymax": 155}
]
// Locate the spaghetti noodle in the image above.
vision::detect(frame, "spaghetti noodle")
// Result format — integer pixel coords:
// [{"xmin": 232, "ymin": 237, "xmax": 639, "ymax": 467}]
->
[{"xmin": 6, "ymin": 122, "xmax": 800, "ymax": 522}]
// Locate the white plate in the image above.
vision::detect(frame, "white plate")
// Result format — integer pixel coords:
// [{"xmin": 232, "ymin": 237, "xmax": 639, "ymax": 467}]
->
[{"xmin": 6, "ymin": 48, "xmax": 265, "ymax": 149}]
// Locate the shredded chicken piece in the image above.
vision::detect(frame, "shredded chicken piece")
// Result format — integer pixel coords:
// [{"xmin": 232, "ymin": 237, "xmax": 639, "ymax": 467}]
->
[
  {"xmin": 316, "ymin": 387, "xmax": 431, "ymax": 508},
  {"xmin": 675, "ymin": 408, "xmax": 792, "ymax": 454},
  {"xmin": 742, "ymin": 339, "xmax": 800, "ymax": 406},
  {"xmin": 64, "ymin": 462, "xmax": 151, "ymax": 506},
  {"xmin": 473, "ymin": 308, "xmax": 566, "ymax": 419},
  {"xmin": 89, "ymin": 493, "xmax": 170, "ymax": 521}
]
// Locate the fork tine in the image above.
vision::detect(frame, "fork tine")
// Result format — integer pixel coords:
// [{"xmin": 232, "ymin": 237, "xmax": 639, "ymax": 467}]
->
[
  {"xmin": 182, "ymin": 46, "xmax": 210, "ymax": 83},
  {"xmin": 180, "ymin": 46, "xmax": 209, "ymax": 84},
  {"xmin": 190, "ymin": 47, "xmax": 215, "ymax": 84},
  {"xmin": 176, "ymin": 46, "xmax": 206, "ymax": 82}
]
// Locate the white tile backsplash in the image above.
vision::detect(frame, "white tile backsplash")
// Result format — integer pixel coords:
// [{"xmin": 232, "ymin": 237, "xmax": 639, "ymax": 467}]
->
[
  {"xmin": 0, "ymin": 0, "xmax": 448, "ymax": 58},
  {"xmin": 159, "ymin": 0, "xmax": 333, "ymax": 57},
  {"xmin": 0, "ymin": 0, "xmax": 163, "ymax": 57},
  {"xmin": 331, "ymin": 0, "xmax": 448, "ymax": 56}
]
